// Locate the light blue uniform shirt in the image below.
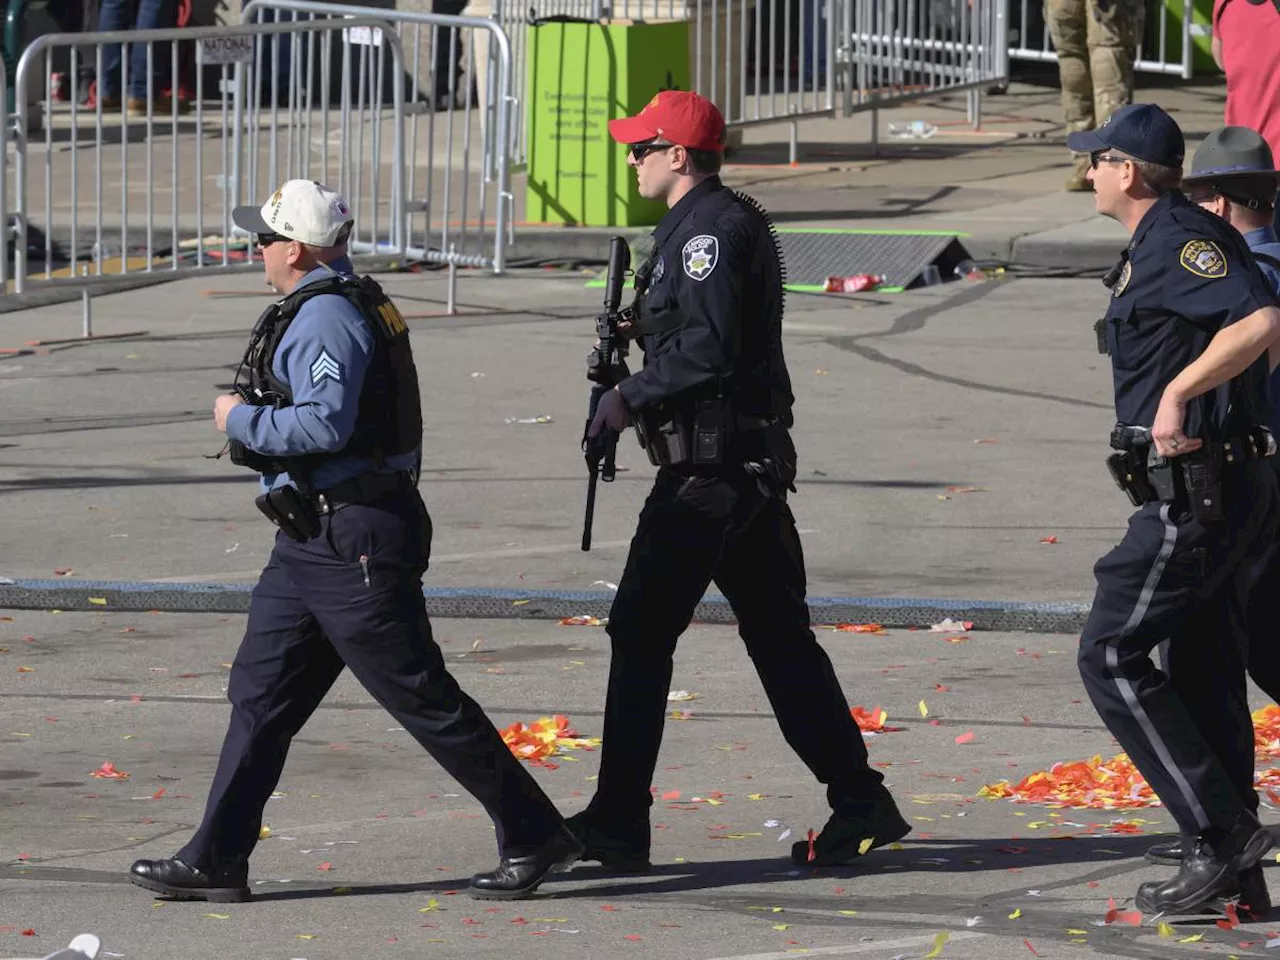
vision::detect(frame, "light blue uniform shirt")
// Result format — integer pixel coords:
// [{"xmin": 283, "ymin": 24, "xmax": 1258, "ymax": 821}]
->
[
  {"xmin": 1243, "ymin": 226, "xmax": 1280, "ymax": 444},
  {"xmin": 225, "ymin": 258, "xmax": 420, "ymax": 491}
]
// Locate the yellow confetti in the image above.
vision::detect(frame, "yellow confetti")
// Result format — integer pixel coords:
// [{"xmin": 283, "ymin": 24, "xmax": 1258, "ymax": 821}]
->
[
  {"xmin": 1066, "ymin": 929, "xmax": 1088, "ymax": 935},
  {"xmin": 1179, "ymin": 934, "xmax": 1205, "ymax": 943},
  {"xmin": 88, "ymin": 597, "xmax": 108, "ymax": 605},
  {"xmin": 332, "ymin": 886, "xmax": 351, "ymax": 894},
  {"xmin": 857, "ymin": 837, "xmax": 875, "ymax": 855},
  {"xmin": 122, "ymin": 735, "xmax": 135, "ymax": 740},
  {"xmin": 296, "ymin": 934, "xmax": 317, "ymax": 940},
  {"xmin": 838, "ymin": 910, "xmax": 858, "ymax": 916},
  {"xmin": 773, "ymin": 924, "xmax": 791, "ymax": 931},
  {"xmin": 512, "ymin": 600, "xmax": 531, "ymax": 606},
  {"xmin": 890, "ymin": 842, "xmax": 905, "ymax": 851},
  {"xmin": 530, "ymin": 918, "xmax": 567, "ymax": 923},
  {"xmin": 419, "ymin": 899, "xmax": 440, "ymax": 913},
  {"xmin": 748, "ymin": 794, "xmax": 766, "ymax": 800},
  {"xmin": 1157, "ymin": 922, "xmax": 1177, "ymax": 940},
  {"xmin": 259, "ymin": 826, "xmax": 271, "ymax": 839},
  {"xmin": 919, "ymin": 700, "xmax": 929, "ymax": 718},
  {"xmin": 771, "ymin": 907, "xmax": 784, "ymax": 914},
  {"xmin": 923, "ymin": 932, "xmax": 950, "ymax": 959},
  {"xmin": 673, "ymin": 856, "xmax": 686, "ymax": 862},
  {"xmin": 203, "ymin": 913, "xmax": 231, "ymax": 920},
  {"xmin": 1008, "ymin": 908, "xmax": 1021, "ymax": 919}
]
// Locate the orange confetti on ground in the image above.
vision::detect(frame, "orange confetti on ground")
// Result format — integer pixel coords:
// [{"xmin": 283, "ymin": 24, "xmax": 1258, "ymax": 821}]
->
[
  {"xmin": 850, "ymin": 706, "xmax": 888, "ymax": 732},
  {"xmin": 983, "ymin": 705, "xmax": 1280, "ymax": 809},
  {"xmin": 90, "ymin": 762, "xmax": 129, "ymax": 780},
  {"xmin": 834, "ymin": 623, "xmax": 885, "ymax": 634},
  {"xmin": 1040, "ymin": 536, "xmax": 1059, "ymax": 544},
  {"xmin": 499, "ymin": 715, "xmax": 601, "ymax": 767},
  {"xmin": 954, "ymin": 732, "xmax": 975, "ymax": 745},
  {"xmin": 558, "ymin": 616, "xmax": 605, "ymax": 626}
]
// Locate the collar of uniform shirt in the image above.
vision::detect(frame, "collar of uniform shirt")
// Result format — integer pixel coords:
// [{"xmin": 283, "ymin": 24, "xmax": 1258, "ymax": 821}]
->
[
  {"xmin": 296, "ymin": 255, "xmax": 355, "ymax": 290},
  {"xmin": 1127, "ymin": 190, "xmax": 1181, "ymax": 252},
  {"xmin": 1244, "ymin": 224, "xmax": 1280, "ymax": 248},
  {"xmin": 652, "ymin": 175, "xmax": 723, "ymax": 247}
]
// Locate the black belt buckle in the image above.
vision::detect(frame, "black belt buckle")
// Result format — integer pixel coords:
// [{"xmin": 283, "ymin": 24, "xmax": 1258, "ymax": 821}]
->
[{"xmin": 255, "ymin": 485, "xmax": 322, "ymax": 542}]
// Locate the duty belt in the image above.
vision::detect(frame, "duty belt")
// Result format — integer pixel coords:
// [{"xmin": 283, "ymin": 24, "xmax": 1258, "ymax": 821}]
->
[
  {"xmin": 310, "ymin": 470, "xmax": 413, "ymax": 515},
  {"xmin": 1108, "ymin": 423, "xmax": 1276, "ymax": 462}
]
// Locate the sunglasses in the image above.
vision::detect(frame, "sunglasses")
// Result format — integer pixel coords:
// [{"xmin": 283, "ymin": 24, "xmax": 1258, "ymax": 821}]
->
[
  {"xmin": 630, "ymin": 141, "xmax": 674, "ymax": 162},
  {"xmin": 1090, "ymin": 153, "xmax": 1129, "ymax": 170},
  {"xmin": 257, "ymin": 232, "xmax": 289, "ymax": 248}
]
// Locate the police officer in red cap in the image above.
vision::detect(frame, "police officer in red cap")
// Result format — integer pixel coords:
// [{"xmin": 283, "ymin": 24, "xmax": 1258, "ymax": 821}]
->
[{"xmin": 568, "ymin": 89, "xmax": 910, "ymax": 872}]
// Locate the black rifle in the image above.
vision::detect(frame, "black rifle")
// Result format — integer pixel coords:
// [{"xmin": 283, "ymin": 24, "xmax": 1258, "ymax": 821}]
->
[{"xmin": 581, "ymin": 237, "xmax": 632, "ymax": 551}]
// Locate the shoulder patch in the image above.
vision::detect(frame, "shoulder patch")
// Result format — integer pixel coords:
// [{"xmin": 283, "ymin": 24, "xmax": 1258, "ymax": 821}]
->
[
  {"xmin": 682, "ymin": 235, "xmax": 719, "ymax": 281},
  {"xmin": 1113, "ymin": 260, "xmax": 1132, "ymax": 297},
  {"xmin": 1179, "ymin": 239, "xmax": 1228, "ymax": 279},
  {"xmin": 310, "ymin": 349, "xmax": 343, "ymax": 386}
]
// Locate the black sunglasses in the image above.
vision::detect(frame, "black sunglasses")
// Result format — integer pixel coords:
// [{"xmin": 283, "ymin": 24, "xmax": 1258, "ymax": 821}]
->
[
  {"xmin": 257, "ymin": 232, "xmax": 289, "ymax": 248},
  {"xmin": 1090, "ymin": 153, "xmax": 1128, "ymax": 170},
  {"xmin": 630, "ymin": 141, "xmax": 674, "ymax": 162}
]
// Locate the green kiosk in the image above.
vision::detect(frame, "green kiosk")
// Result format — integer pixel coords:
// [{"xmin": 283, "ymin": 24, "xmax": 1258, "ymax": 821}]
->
[{"xmin": 525, "ymin": 19, "xmax": 691, "ymax": 227}]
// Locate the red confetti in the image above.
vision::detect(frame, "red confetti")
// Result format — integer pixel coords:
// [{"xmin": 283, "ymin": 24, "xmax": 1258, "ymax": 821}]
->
[
  {"xmin": 317, "ymin": 862, "xmax": 333, "ymax": 871},
  {"xmin": 935, "ymin": 684, "xmax": 950, "ymax": 692},
  {"xmin": 834, "ymin": 623, "xmax": 885, "ymax": 634},
  {"xmin": 1217, "ymin": 902, "xmax": 1241, "ymax": 930},
  {"xmin": 21, "ymin": 930, "xmax": 35, "ymax": 937},
  {"xmin": 954, "ymin": 732, "xmax": 975, "ymax": 745},
  {"xmin": 661, "ymin": 790, "xmax": 681, "ymax": 801},
  {"xmin": 601, "ymin": 905, "xmax": 618, "ymax": 912},
  {"xmin": 806, "ymin": 828, "xmax": 817, "ymax": 863},
  {"xmin": 850, "ymin": 706, "xmax": 888, "ymax": 732},
  {"xmin": 90, "ymin": 762, "xmax": 129, "ymax": 780},
  {"xmin": 1040, "ymin": 536, "xmax": 1058, "ymax": 544},
  {"xmin": 624, "ymin": 934, "xmax": 643, "ymax": 941},
  {"xmin": 16, "ymin": 853, "xmax": 30, "ymax": 860},
  {"xmin": 152, "ymin": 787, "xmax": 167, "ymax": 800},
  {"xmin": 1023, "ymin": 939, "xmax": 1040, "ymax": 956}
]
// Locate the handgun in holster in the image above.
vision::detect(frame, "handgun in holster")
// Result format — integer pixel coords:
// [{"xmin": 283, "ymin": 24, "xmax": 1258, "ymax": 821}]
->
[
  {"xmin": 1146, "ymin": 448, "xmax": 1225, "ymax": 524},
  {"xmin": 1106, "ymin": 451, "xmax": 1156, "ymax": 506},
  {"xmin": 254, "ymin": 485, "xmax": 322, "ymax": 543}
]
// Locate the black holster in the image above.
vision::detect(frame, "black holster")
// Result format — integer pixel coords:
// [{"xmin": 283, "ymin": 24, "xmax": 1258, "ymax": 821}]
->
[
  {"xmin": 1146, "ymin": 448, "xmax": 1226, "ymax": 524},
  {"xmin": 254, "ymin": 485, "xmax": 322, "ymax": 542},
  {"xmin": 1105, "ymin": 450, "xmax": 1157, "ymax": 507},
  {"xmin": 635, "ymin": 396, "xmax": 725, "ymax": 467}
]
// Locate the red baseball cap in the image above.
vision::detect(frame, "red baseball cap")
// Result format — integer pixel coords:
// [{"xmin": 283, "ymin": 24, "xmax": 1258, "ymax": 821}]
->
[{"xmin": 608, "ymin": 90, "xmax": 726, "ymax": 152}]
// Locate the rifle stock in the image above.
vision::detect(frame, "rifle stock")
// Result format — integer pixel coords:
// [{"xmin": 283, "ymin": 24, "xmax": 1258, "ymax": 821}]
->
[{"xmin": 581, "ymin": 237, "xmax": 632, "ymax": 551}]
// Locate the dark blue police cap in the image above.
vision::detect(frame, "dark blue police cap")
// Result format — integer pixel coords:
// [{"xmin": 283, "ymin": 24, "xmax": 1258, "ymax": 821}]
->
[{"xmin": 1066, "ymin": 103, "xmax": 1186, "ymax": 168}]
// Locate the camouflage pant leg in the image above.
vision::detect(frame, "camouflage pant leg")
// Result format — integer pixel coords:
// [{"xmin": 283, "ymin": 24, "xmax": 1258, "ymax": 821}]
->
[
  {"xmin": 1046, "ymin": 0, "xmax": 1094, "ymax": 133},
  {"xmin": 1087, "ymin": 0, "xmax": 1144, "ymax": 125}
]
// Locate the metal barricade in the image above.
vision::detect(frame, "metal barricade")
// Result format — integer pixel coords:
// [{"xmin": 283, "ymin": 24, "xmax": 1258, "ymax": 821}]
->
[
  {"xmin": 11, "ymin": 18, "xmax": 406, "ymax": 294},
  {"xmin": 492, "ymin": 0, "xmax": 1007, "ymax": 165},
  {"xmin": 1007, "ymin": 0, "xmax": 1194, "ymax": 78},
  {"xmin": 242, "ymin": 0, "xmax": 515, "ymax": 272}
]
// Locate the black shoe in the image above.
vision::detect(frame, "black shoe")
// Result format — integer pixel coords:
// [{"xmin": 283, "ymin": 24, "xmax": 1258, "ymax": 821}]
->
[
  {"xmin": 791, "ymin": 794, "xmax": 912, "ymax": 867},
  {"xmin": 1144, "ymin": 837, "xmax": 1184, "ymax": 866},
  {"xmin": 468, "ymin": 826, "xmax": 584, "ymax": 900},
  {"xmin": 565, "ymin": 809, "xmax": 652, "ymax": 873},
  {"xmin": 128, "ymin": 857, "xmax": 249, "ymax": 902}
]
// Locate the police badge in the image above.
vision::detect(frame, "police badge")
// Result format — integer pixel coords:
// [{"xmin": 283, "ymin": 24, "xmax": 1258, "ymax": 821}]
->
[
  {"xmin": 1179, "ymin": 239, "xmax": 1227, "ymax": 279},
  {"xmin": 682, "ymin": 235, "xmax": 719, "ymax": 281}
]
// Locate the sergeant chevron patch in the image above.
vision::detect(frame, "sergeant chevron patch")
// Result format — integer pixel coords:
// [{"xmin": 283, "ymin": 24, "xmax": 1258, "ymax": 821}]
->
[{"xmin": 310, "ymin": 349, "xmax": 343, "ymax": 385}]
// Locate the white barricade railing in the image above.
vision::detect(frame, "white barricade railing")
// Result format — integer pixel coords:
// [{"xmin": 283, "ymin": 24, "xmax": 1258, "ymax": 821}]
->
[
  {"xmin": 242, "ymin": 0, "xmax": 515, "ymax": 271},
  {"xmin": 491, "ymin": 0, "xmax": 1008, "ymax": 165},
  {"xmin": 1007, "ymin": 0, "xmax": 1194, "ymax": 78},
  {"xmin": 11, "ymin": 17, "xmax": 406, "ymax": 293}
]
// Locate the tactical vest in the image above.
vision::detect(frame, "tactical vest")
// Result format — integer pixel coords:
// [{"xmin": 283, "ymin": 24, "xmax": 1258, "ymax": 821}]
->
[{"xmin": 229, "ymin": 273, "xmax": 423, "ymax": 487}]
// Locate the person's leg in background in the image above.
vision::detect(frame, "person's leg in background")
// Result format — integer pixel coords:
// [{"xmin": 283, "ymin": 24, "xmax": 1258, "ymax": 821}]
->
[
  {"xmin": 1046, "ymin": 0, "xmax": 1094, "ymax": 191},
  {"xmin": 128, "ymin": 0, "xmax": 182, "ymax": 110},
  {"xmin": 97, "ymin": 0, "xmax": 132, "ymax": 107},
  {"xmin": 1087, "ymin": 0, "xmax": 1143, "ymax": 141},
  {"xmin": 431, "ymin": 0, "xmax": 469, "ymax": 110}
]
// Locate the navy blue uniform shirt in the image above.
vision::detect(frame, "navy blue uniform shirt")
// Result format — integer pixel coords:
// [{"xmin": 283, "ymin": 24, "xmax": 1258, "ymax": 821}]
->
[
  {"xmin": 1104, "ymin": 191, "xmax": 1274, "ymax": 438},
  {"xmin": 618, "ymin": 176, "xmax": 794, "ymax": 421},
  {"xmin": 225, "ymin": 257, "xmax": 420, "ymax": 491}
]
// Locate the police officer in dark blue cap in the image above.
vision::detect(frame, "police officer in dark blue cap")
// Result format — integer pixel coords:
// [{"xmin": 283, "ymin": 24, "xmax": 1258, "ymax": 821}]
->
[
  {"xmin": 1071, "ymin": 105, "xmax": 1280, "ymax": 915},
  {"xmin": 127, "ymin": 179, "xmax": 580, "ymax": 903},
  {"xmin": 568, "ymin": 91, "xmax": 909, "ymax": 872}
]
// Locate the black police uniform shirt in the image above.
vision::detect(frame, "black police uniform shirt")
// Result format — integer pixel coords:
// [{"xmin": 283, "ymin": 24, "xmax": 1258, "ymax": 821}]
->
[
  {"xmin": 1104, "ymin": 190, "xmax": 1274, "ymax": 439},
  {"xmin": 616, "ymin": 175, "xmax": 794, "ymax": 422}
]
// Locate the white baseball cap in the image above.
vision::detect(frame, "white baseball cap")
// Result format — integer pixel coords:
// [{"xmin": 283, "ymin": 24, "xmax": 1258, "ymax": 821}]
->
[{"xmin": 232, "ymin": 179, "xmax": 354, "ymax": 247}]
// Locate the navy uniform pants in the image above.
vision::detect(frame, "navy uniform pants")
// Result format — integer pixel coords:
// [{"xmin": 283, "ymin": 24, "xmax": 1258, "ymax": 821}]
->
[
  {"xmin": 589, "ymin": 466, "xmax": 888, "ymax": 821},
  {"xmin": 1078, "ymin": 460, "xmax": 1279, "ymax": 840},
  {"xmin": 178, "ymin": 485, "xmax": 564, "ymax": 870},
  {"xmin": 1246, "ymin": 464, "xmax": 1280, "ymax": 703}
]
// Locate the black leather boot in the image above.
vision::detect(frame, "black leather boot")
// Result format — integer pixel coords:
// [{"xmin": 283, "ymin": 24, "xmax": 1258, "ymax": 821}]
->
[
  {"xmin": 565, "ymin": 809, "xmax": 651, "ymax": 873},
  {"xmin": 791, "ymin": 793, "xmax": 912, "ymax": 867},
  {"xmin": 1135, "ymin": 814, "xmax": 1273, "ymax": 915},
  {"xmin": 1144, "ymin": 837, "xmax": 1185, "ymax": 866},
  {"xmin": 468, "ymin": 826, "xmax": 584, "ymax": 900},
  {"xmin": 128, "ymin": 857, "xmax": 250, "ymax": 902}
]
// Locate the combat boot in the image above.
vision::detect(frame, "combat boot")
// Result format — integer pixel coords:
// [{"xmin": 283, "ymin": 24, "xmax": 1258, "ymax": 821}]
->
[
  {"xmin": 791, "ymin": 790, "xmax": 911, "ymax": 867},
  {"xmin": 565, "ymin": 809, "xmax": 652, "ymax": 873},
  {"xmin": 1135, "ymin": 812, "xmax": 1273, "ymax": 914},
  {"xmin": 1065, "ymin": 153, "xmax": 1093, "ymax": 192}
]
